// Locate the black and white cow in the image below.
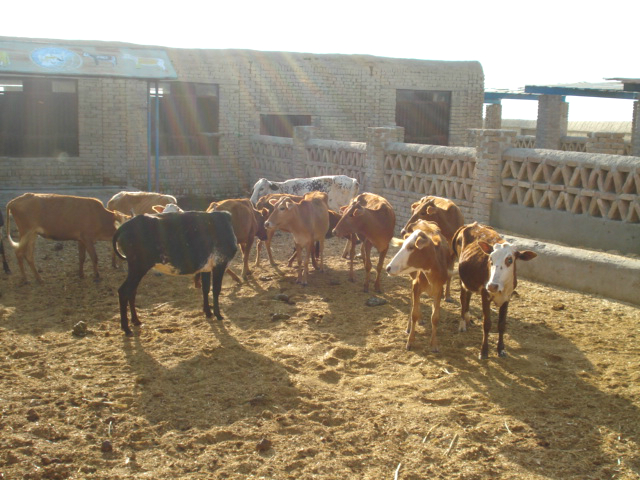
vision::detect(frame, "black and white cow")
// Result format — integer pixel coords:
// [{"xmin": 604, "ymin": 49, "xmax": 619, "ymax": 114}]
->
[
  {"xmin": 112, "ymin": 211, "xmax": 238, "ymax": 336},
  {"xmin": 250, "ymin": 175, "xmax": 359, "ymax": 211},
  {"xmin": 0, "ymin": 210, "xmax": 10, "ymax": 274}
]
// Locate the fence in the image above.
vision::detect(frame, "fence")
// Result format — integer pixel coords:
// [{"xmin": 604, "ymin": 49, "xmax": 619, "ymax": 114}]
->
[{"xmin": 251, "ymin": 126, "xmax": 640, "ymax": 256}]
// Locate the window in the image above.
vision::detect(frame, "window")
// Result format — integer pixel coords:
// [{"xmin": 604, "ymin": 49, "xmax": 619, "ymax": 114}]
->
[
  {"xmin": 150, "ymin": 82, "xmax": 219, "ymax": 156},
  {"xmin": 260, "ymin": 114, "xmax": 312, "ymax": 138},
  {"xmin": 396, "ymin": 90, "xmax": 451, "ymax": 146},
  {"xmin": 0, "ymin": 78, "xmax": 78, "ymax": 157}
]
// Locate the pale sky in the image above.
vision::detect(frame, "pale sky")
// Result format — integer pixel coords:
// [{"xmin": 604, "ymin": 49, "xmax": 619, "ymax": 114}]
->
[{"xmin": 3, "ymin": 0, "xmax": 637, "ymax": 121}]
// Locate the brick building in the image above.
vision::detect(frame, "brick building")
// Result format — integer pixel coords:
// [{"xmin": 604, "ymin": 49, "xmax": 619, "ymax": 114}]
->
[{"xmin": 0, "ymin": 36, "xmax": 484, "ymax": 198}]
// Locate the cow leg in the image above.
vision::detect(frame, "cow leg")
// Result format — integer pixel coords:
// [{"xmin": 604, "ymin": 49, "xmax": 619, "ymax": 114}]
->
[
  {"xmin": 347, "ymin": 237, "xmax": 357, "ymax": 282},
  {"xmin": 202, "ymin": 264, "xmax": 227, "ymax": 320},
  {"xmin": 0, "ymin": 239, "xmax": 10, "ymax": 274},
  {"xmin": 362, "ymin": 241, "xmax": 373, "ymax": 293},
  {"xmin": 266, "ymin": 229, "xmax": 277, "ymax": 267},
  {"xmin": 200, "ymin": 272, "xmax": 212, "ymax": 317},
  {"xmin": 496, "ymin": 302, "xmax": 510, "ymax": 357},
  {"xmin": 317, "ymin": 237, "xmax": 325, "ymax": 272},
  {"xmin": 341, "ymin": 236, "xmax": 352, "ymax": 259},
  {"xmin": 18, "ymin": 233, "xmax": 42, "ymax": 284},
  {"xmin": 254, "ymin": 239, "xmax": 263, "ymax": 267},
  {"xmin": 301, "ymin": 243, "xmax": 311, "ymax": 286},
  {"xmin": 406, "ymin": 278, "xmax": 423, "ymax": 350},
  {"xmin": 225, "ymin": 268, "xmax": 242, "ymax": 284},
  {"xmin": 444, "ymin": 277, "xmax": 453, "ymax": 303},
  {"xmin": 80, "ymin": 240, "xmax": 100, "ymax": 280},
  {"xmin": 78, "ymin": 242, "xmax": 86, "ymax": 278},
  {"xmin": 118, "ymin": 268, "xmax": 147, "ymax": 336},
  {"xmin": 241, "ymin": 237, "xmax": 254, "ymax": 279},
  {"xmin": 429, "ymin": 286, "xmax": 444, "ymax": 353},
  {"xmin": 373, "ymin": 247, "xmax": 388, "ymax": 293},
  {"xmin": 479, "ymin": 289, "xmax": 492, "ymax": 360},
  {"xmin": 459, "ymin": 287, "xmax": 473, "ymax": 333}
]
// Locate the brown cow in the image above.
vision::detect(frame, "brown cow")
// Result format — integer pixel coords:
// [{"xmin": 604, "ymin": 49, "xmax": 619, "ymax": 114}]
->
[
  {"xmin": 332, "ymin": 192, "xmax": 396, "ymax": 293},
  {"xmin": 254, "ymin": 193, "xmax": 303, "ymax": 267},
  {"xmin": 401, "ymin": 196, "xmax": 464, "ymax": 301},
  {"xmin": 452, "ymin": 222, "xmax": 537, "ymax": 359},
  {"xmin": 5, "ymin": 193, "xmax": 129, "ymax": 283},
  {"xmin": 206, "ymin": 198, "xmax": 262, "ymax": 282},
  {"xmin": 264, "ymin": 192, "xmax": 330, "ymax": 286},
  {"xmin": 386, "ymin": 220, "xmax": 454, "ymax": 351}
]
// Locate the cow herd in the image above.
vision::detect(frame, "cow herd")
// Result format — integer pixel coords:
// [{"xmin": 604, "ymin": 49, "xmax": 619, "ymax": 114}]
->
[{"xmin": 1, "ymin": 175, "xmax": 537, "ymax": 359}]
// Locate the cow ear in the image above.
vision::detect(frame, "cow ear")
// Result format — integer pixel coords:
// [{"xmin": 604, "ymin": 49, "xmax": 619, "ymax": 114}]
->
[
  {"xmin": 151, "ymin": 205, "xmax": 164, "ymax": 213},
  {"xmin": 260, "ymin": 208, "xmax": 269, "ymax": 218},
  {"xmin": 285, "ymin": 200, "xmax": 295, "ymax": 210},
  {"xmin": 478, "ymin": 241, "xmax": 493, "ymax": 255},
  {"xmin": 352, "ymin": 206, "xmax": 364, "ymax": 217},
  {"xmin": 269, "ymin": 182, "xmax": 279, "ymax": 191},
  {"xmin": 415, "ymin": 233, "xmax": 430, "ymax": 250},
  {"xmin": 426, "ymin": 206, "xmax": 436, "ymax": 215},
  {"xmin": 410, "ymin": 201, "xmax": 420, "ymax": 210},
  {"xmin": 516, "ymin": 250, "xmax": 537, "ymax": 261},
  {"xmin": 268, "ymin": 198, "xmax": 279, "ymax": 206},
  {"xmin": 208, "ymin": 202, "xmax": 218, "ymax": 212}
]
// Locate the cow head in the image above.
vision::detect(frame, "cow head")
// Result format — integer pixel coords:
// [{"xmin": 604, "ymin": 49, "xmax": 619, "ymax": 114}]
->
[
  {"xmin": 401, "ymin": 198, "xmax": 437, "ymax": 236},
  {"xmin": 332, "ymin": 196, "xmax": 367, "ymax": 238},
  {"xmin": 479, "ymin": 241, "xmax": 537, "ymax": 306},
  {"xmin": 250, "ymin": 178, "xmax": 280, "ymax": 205},
  {"xmin": 264, "ymin": 197, "xmax": 296, "ymax": 230},
  {"xmin": 386, "ymin": 221, "xmax": 442, "ymax": 276}
]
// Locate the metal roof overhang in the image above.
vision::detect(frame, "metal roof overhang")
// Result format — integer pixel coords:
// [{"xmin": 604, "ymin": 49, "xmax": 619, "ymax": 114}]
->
[
  {"xmin": 524, "ymin": 83, "xmax": 638, "ymax": 100},
  {"xmin": 484, "ymin": 91, "xmax": 542, "ymax": 104}
]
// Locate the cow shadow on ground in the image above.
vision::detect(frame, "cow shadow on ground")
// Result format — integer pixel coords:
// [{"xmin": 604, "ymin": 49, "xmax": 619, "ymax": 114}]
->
[
  {"xmin": 410, "ymin": 293, "xmax": 640, "ymax": 478},
  {"xmin": 120, "ymin": 318, "xmax": 298, "ymax": 431}
]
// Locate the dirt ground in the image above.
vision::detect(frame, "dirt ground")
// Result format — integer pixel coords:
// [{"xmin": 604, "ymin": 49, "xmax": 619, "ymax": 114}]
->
[{"xmin": 0, "ymin": 232, "xmax": 638, "ymax": 480}]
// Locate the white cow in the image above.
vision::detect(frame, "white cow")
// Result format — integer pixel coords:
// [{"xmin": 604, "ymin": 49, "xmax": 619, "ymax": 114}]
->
[{"xmin": 250, "ymin": 175, "xmax": 359, "ymax": 211}]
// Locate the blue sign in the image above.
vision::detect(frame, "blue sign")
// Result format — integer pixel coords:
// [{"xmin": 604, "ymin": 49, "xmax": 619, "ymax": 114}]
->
[{"xmin": 0, "ymin": 40, "xmax": 177, "ymax": 79}]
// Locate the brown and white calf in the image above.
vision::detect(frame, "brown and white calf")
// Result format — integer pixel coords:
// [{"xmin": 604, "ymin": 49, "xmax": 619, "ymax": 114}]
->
[
  {"xmin": 264, "ymin": 192, "xmax": 330, "ymax": 286},
  {"xmin": 386, "ymin": 220, "xmax": 454, "ymax": 351},
  {"xmin": 452, "ymin": 222, "xmax": 537, "ymax": 359},
  {"xmin": 332, "ymin": 192, "xmax": 396, "ymax": 293},
  {"xmin": 401, "ymin": 196, "xmax": 464, "ymax": 301},
  {"xmin": 5, "ymin": 193, "xmax": 129, "ymax": 283},
  {"xmin": 107, "ymin": 191, "xmax": 177, "ymax": 216}
]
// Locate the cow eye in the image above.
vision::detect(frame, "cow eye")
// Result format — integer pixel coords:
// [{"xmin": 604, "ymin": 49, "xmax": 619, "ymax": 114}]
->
[{"xmin": 506, "ymin": 257, "xmax": 513, "ymax": 266}]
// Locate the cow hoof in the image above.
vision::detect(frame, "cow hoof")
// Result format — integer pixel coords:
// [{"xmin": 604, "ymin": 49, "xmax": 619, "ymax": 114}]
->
[
  {"xmin": 124, "ymin": 330, "xmax": 134, "ymax": 337},
  {"xmin": 445, "ymin": 297, "xmax": 455, "ymax": 303},
  {"xmin": 498, "ymin": 350, "xmax": 507, "ymax": 358},
  {"xmin": 431, "ymin": 348, "xmax": 440, "ymax": 354},
  {"xmin": 479, "ymin": 353, "xmax": 489, "ymax": 360}
]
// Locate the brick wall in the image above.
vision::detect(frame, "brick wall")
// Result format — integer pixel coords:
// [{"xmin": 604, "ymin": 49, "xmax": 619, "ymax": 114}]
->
[{"xmin": 0, "ymin": 39, "xmax": 484, "ymax": 200}]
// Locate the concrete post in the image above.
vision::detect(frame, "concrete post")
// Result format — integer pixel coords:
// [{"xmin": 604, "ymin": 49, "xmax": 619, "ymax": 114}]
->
[
  {"xmin": 535, "ymin": 95, "xmax": 568, "ymax": 150},
  {"xmin": 365, "ymin": 126, "xmax": 404, "ymax": 193},
  {"xmin": 586, "ymin": 132, "xmax": 626, "ymax": 155},
  {"xmin": 632, "ymin": 100, "xmax": 640, "ymax": 157},
  {"xmin": 484, "ymin": 104, "xmax": 502, "ymax": 129},
  {"xmin": 471, "ymin": 129, "xmax": 515, "ymax": 224},
  {"xmin": 292, "ymin": 126, "xmax": 316, "ymax": 178}
]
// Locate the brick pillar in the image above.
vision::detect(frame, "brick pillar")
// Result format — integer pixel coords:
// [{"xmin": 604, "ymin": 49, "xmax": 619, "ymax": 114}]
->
[
  {"xmin": 365, "ymin": 126, "xmax": 404, "ymax": 193},
  {"xmin": 292, "ymin": 126, "xmax": 316, "ymax": 178},
  {"xmin": 484, "ymin": 104, "xmax": 502, "ymax": 129},
  {"xmin": 535, "ymin": 95, "xmax": 568, "ymax": 150},
  {"xmin": 586, "ymin": 132, "xmax": 626, "ymax": 155},
  {"xmin": 471, "ymin": 129, "xmax": 515, "ymax": 224},
  {"xmin": 632, "ymin": 100, "xmax": 640, "ymax": 157}
]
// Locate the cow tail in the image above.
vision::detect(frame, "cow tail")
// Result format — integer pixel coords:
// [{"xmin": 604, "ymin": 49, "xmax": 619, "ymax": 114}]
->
[
  {"xmin": 112, "ymin": 227, "xmax": 127, "ymax": 261},
  {"xmin": 5, "ymin": 202, "xmax": 18, "ymax": 249},
  {"xmin": 451, "ymin": 225, "xmax": 464, "ymax": 261}
]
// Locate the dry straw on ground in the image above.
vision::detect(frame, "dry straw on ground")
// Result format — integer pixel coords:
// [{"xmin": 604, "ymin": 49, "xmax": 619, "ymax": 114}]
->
[{"xmin": 0, "ymin": 233, "xmax": 638, "ymax": 479}]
